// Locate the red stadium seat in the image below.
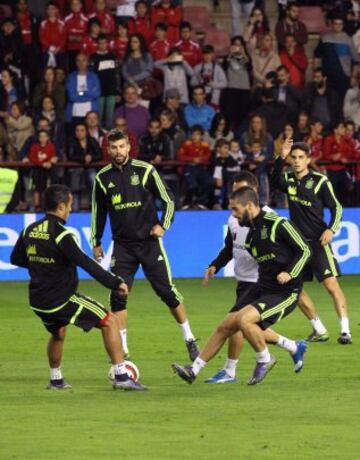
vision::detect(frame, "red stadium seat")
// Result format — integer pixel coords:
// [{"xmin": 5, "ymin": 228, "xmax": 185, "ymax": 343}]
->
[
  {"xmin": 298, "ymin": 6, "xmax": 329, "ymax": 34},
  {"xmin": 183, "ymin": 6, "xmax": 211, "ymax": 33},
  {"xmin": 204, "ymin": 27, "xmax": 231, "ymax": 56}
]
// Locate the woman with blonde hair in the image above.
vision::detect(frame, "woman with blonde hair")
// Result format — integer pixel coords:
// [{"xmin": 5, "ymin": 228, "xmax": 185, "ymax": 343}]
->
[{"xmin": 251, "ymin": 32, "xmax": 281, "ymax": 87}]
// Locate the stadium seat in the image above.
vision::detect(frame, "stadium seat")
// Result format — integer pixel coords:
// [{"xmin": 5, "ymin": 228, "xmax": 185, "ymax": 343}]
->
[
  {"xmin": 204, "ymin": 27, "xmax": 231, "ymax": 56},
  {"xmin": 298, "ymin": 6, "xmax": 329, "ymax": 34},
  {"xmin": 183, "ymin": 6, "xmax": 212, "ymax": 34}
]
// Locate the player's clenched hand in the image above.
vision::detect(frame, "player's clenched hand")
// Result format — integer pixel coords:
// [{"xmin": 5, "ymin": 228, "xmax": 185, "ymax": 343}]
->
[
  {"xmin": 280, "ymin": 137, "xmax": 293, "ymax": 160},
  {"xmin": 320, "ymin": 229, "xmax": 333, "ymax": 246},
  {"xmin": 93, "ymin": 245, "xmax": 104, "ymax": 262},
  {"xmin": 277, "ymin": 272, "xmax": 292, "ymax": 284},
  {"xmin": 117, "ymin": 282, "xmax": 128, "ymax": 297},
  {"xmin": 202, "ymin": 266, "xmax": 216, "ymax": 286},
  {"xmin": 150, "ymin": 224, "xmax": 165, "ymax": 238}
]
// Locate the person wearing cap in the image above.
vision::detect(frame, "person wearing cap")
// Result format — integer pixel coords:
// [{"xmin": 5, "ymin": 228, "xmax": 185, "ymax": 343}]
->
[{"xmin": 155, "ymin": 87, "xmax": 187, "ymax": 131}]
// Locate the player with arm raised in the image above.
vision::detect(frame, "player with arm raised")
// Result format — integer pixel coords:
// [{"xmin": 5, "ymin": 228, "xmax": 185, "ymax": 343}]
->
[
  {"xmin": 271, "ymin": 139, "xmax": 351, "ymax": 344},
  {"xmin": 10, "ymin": 185, "xmax": 146, "ymax": 391}
]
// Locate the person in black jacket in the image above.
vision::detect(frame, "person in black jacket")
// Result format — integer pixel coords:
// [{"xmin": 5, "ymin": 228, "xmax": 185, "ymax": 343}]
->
[
  {"xmin": 10, "ymin": 184, "xmax": 146, "ymax": 391},
  {"xmin": 91, "ymin": 129, "xmax": 199, "ymax": 361},
  {"xmin": 68, "ymin": 122, "xmax": 102, "ymax": 210}
]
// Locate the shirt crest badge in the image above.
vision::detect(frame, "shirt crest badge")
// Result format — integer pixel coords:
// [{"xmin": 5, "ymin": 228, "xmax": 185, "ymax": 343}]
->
[
  {"xmin": 261, "ymin": 226, "xmax": 268, "ymax": 239},
  {"xmin": 131, "ymin": 174, "xmax": 140, "ymax": 186},
  {"xmin": 305, "ymin": 178, "xmax": 314, "ymax": 189}
]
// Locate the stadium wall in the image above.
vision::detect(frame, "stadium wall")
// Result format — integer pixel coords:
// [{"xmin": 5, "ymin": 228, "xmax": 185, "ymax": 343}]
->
[{"xmin": 0, "ymin": 209, "xmax": 359, "ymax": 281}]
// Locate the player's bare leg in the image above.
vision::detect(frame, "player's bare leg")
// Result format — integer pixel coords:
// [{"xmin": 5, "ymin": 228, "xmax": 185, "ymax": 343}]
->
[
  {"xmin": 298, "ymin": 290, "xmax": 329, "ymax": 342},
  {"xmin": 322, "ymin": 277, "xmax": 351, "ymax": 344},
  {"xmin": 46, "ymin": 327, "xmax": 72, "ymax": 389},
  {"xmin": 114, "ymin": 309, "xmax": 129, "ymax": 357},
  {"xmin": 170, "ymin": 303, "xmax": 200, "ymax": 360}
]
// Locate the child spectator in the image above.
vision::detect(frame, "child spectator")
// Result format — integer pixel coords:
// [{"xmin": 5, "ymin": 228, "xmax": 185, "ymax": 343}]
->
[
  {"xmin": 229, "ymin": 139, "xmax": 245, "ymax": 166},
  {"xmin": 151, "ymin": 0, "xmax": 182, "ymax": 45},
  {"xmin": 175, "ymin": 21, "xmax": 202, "ymax": 68},
  {"xmin": 81, "ymin": 18, "xmax": 101, "ymax": 57},
  {"xmin": 88, "ymin": 0, "xmax": 116, "ymax": 37},
  {"xmin": 91, "ymin": 34, "xmax": 119, "ymax": 130},
  {"xmin": 244, "ymin": 140, "xmax": 270, "ymax": 205},
  {"xmin": 150, "ymin": 22, "xmax": 170, "ymax": 63},
  {"xmin": 28, "ymin": 129, "xmax": 58, "ymax": 210},
  {"xmin": 213, "ymin": 139, "xmax": 241, "ymax": 209},
  {"xmin": 128, "ymin": 1, "xmax": 153, "ymax": 44},
  {"xmin": 191, "ymin": 45, "xmax": 227, "ymax": 108},
  {"xmin": 177, "ymin": 124, "xmax": 213, "ymax": 209},
  {"xmin": 39, "ymin": 2, "xmax": 66, "ymax": 69},
  {"xmin": 155, "ymin": 48, "xmax": 193, "ymax": 104},
  {"xmin": 110, "ymin": 22, "xmax": 129, "ymax": 61},
  {"xmin": 65, "ymin": 0, "xmax": 89, "ymax": 71}
]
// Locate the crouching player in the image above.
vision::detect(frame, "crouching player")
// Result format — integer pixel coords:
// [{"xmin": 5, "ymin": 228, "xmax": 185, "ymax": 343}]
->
[
  {"xmin": 172, "ymin": 187, "xmax": 311, "ymax": 385},
  {"xmin": 10, "ymin": 185, "xmax": 146, "ymax": 391}
]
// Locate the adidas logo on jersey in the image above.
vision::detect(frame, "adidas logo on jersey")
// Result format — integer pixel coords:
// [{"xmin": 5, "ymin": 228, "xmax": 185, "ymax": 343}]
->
[
  {"xmin": 29, "ymin": 221, "xmax": 50, "ymax": 240},
  {"xmin": 108, "ymin": 182, "xmax": 115, "ymax": 188},
  {"xmin": 324, "ymin": 269, "xmax": 331, "ymax": 275},
  {"xmin": 157, "ymin": 255, "xmax": 164, "ymax": 261}
]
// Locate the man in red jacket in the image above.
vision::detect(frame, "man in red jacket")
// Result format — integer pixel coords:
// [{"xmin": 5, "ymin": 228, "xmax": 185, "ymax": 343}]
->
[
  {"xmin": 150, "ymin": 22, "xmax": 170, "ymax": 62},
  {"xmin": 151, "ymin": 0, "xmax": 182, "ymax": 45},
  {"xmin": 323, "ymin": 121, "xmax": 355, "ymax": 205},
  {"xmin": 39, "ymin": 1, "xmax": 67, "ymax": 69},
  {"xmin": 128, "ymin": 0, "xmax": 153, "ymax": 44},
  {"xmin": 279, "ymin": 33, "xmax": 308, "ymax": 89},
  {"xmin": 175, "ymin": 21, "xmax": 202, "ymax": 67},
  {"xmin": 177, "ymin": 124, "xmax": 213, "ymax": 209},
  {"xmin": 88, "ymin": 0, "xmax": 116, "ymax": 37},
  {"xmin": 65, "ymin": 0, "xmax": 89, "ymax": 70}
]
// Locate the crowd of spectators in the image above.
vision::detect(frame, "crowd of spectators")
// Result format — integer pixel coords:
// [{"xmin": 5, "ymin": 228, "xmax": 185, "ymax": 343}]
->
[{"xmin": 0, "ymin": 0, "xmax": 360, "ymax": 211}]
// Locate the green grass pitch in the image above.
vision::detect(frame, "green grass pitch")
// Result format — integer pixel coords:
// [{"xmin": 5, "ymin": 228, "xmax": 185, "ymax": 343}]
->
[{"xmin": 1, "ymin": 276, "xmax": 360, "ymax": 459}]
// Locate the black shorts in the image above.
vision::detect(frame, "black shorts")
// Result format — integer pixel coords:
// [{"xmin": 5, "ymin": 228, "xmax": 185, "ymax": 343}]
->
[
  {"xmin": 233, "ymin": 281, "xmax": 256, "ymax": 311},
  {"xmin": 32, "ymin": 292, "xmax": 108, "ymax": 334},
  {"xmin": 303, "ymin": 240, "xmax": 341, "ymax": 282},
  {"xmin": 229, "ymin": 284, "xmax": 300, "ymax": 330}
]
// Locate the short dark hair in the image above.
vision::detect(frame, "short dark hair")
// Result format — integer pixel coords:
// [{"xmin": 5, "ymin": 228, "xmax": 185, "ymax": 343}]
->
[
  {"xmin": 203, "ymin": 44, "xmax": 214, "ymax": 54},
  {"xmin": 290, "ymin": 142, "xmax": 310, "ymax": 156},
  {"xmin": 215, "ymin": 138, "xmax": 230, "ymax": 149},
  {"xmin": 107, "ymin": 129, "xmax": 127, "ymax": 144},
  {"xmin": 45, "ymin": 185, "xmax": 72, "ymax": 212},
  {"xmin": 314, "ymin": 66, "xmax": 325, "ymax": 77},
  {"xmin": 155, "ymin": 22, "xmax": 168, "ymax": 31},
  {"xmin": 192, "ymin": 84, "xmax": 205, "ymax": 95},
  {"xmin": 233, "ymin": 171, "xmax": 259, "ymax": 190},
  {"xmin": 230, "ymin": 186, "xmax": 259, "ymax": 207},
  {"xmin": 180, "ymin": 21, "xmax": 192, "ymax": 31},
  {"xmin": 190, "ymin": 124, "xmax": 204, "ymax": 135},
  {"xmin": 97, "ymin": 33, "xmax": 108, "ymax": 42}
]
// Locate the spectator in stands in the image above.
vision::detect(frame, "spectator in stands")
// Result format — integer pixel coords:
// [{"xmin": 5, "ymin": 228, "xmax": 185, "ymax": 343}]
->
[
  {"xmin": 2, "ymin": 101, "xmax": 34, "ymax": 159},
  {"xmin": 151, "ymin": 0, "xmax": 182, "ymax": 45},
  {"xmin": 68, "ymin": 122, "xmax": 102, "ymax": 210},
  {"xmin": 0, "ymin": 68, "xmax": 21, "ymax": 113},
  {"xmin": 229, "ymin": 138, "xmax": 245, "ymax": 166},
  {"xmin": 231, "ymin": 0, "xmax": 255, "ymax": 37},
  {"xmin": 150, "ymin": 22, "xmax": 170, "ymax": 63},
  {"xmin": 91, "ymin": 34, "xmax": 119, "ymax": 130},
  {"xmin": 256, "ymin": 87, "xmax": 288, "ymax": 139},
  {"xmin": 15, "ymin": 0, "xmax": 39, "ymax": 92},
  {"xmin": 34, "ymin": 95, "xmax": 65, "ymax": 158},
  {"xmin": 122, "ymin": 33, "xmax": 154, "ymax": 87},
  {"xmin": 19, "ymin": 116, "xmax": 51, "ymax": 160},
  {"xmin": 114, "ymin": 83, "xmax": 150, "ymax": 137},
  {"xmin": 275, "ymin": 2, "xmax": 308, "ymax": 49},
  {"xmin": 274, "ymin": 122, "xmax": 294, "ymax": 158},
  {"xmin": 159, "ymin": 108, "xmax": 186, "ymax": 158},
  {"xmin": 177, "ymin": 124, "xmax": 212, "ymax": 210},
  {"xmin": 0, "ymin": 18, "xmax": 23, "ymax": 76},
  {"xmin": 65, "ymin": 52, "xmax": 101, "ymax": 129},
  {"xmin": 110, "ymin": 22, "xmax": 129, "ymax": 61},
  {"xmin": 343, "ymin": 0, "xmax": 360, "ymax": 36},
  {"xmin": 251, "ymin": 33, "xmax": 281, "ymax": 87},
  {"xmin": 240, "ymin": 113, "xmax": 273, "ymax": 205},
  {"xmin": 115, "ymin": 0, "xmax": 137, "ymax": 25},
  {"xmin": 85, "ymin": 110, "xmax": 107, "ymax": 146},
  {"xmin": 65, "ymin": 0, "xmax": 89, "ymax": 71},
  {"xmin": 323, "ymin": 121, "xmax": 355, "ymax": 205},
  {"xmin": 343, "ymin": 75, "xmax": 360, "ymax": 129},
  {"xmin": 32, "ymin": 66, "xmax": 66, "ymax": 117},
  {"xmin": 138, "ymin": 118, "xmax": 172, "ymax": 164},
  {"xmin": 184, "ymin": 85, "xmax": 216, "ymax": 134},
  {"xmin": 294, "ymin": 111, "xmax": 310, "ymax": 141},
  {"xmin": 302, "ymin": 67, "xmax": 343, "ymax": 135},
  {"xmin": 221, "ymin": 35, "xmax": 252, "ymax": 131},
  {"xmin": 213, "ymin": 138, "xmax": 240, "ymax": 209},
  {"xmin": 191, "ymin": 45, "xmax": 227, "ymax": 109},
  {"xmin": 0, "ymin": 121, "xmax": 13, "ymax": 161},
  {"xmin": 243, "ymin": 6, "xmax": 270, "ymax": 53},
  {"xmin": 39, "ymin": 1, "xmax": 66, "ymax": 69},
  {"xmin": 276, "ymin": 64, "xmax": 301, "ymax": 124},
  {"xmin": 304, "ymin": 118, "xmax": 324, "ymax": 171},
  {"xmin": 314, "ymin": 16, "xmax": 360, "ymax": 98},
  {"xmin": 128, "ymin": 1, "xmax": 153, "ymax": 44},
  {"xmin": 175, "ymin": 21, "xmax": 202, "ymax": 68},
  {"xmin": 88, "ymin": 0, "xmax": 116, "ymax": 37},
  {"xmin": 28, "ymin": 129, "xmax": 58, "ymax": 210},
  {"xmin": 81, "ymin": 18, "xmax": 101, "ymax": 57},
  {"xmin": 155, "ymin": 48, "xmax": 193, "ymax": 104},
  {"xmin": 279, "ymin": 33, "xmax": 308, "ymax": 89},
  {"xmin": 55, "ymin": 66, "xmax": 66, "ymax": 87},
  {"xmin": 206, "ymin": 113, "xmax": 234, "ymax": 150},
  {"xmin": 155, "ymin": 88, "xmax": 187, "ymax": 131},
  {"xmin": 106, "ymin": 116, "xmax": 138, "ymax": 158}
]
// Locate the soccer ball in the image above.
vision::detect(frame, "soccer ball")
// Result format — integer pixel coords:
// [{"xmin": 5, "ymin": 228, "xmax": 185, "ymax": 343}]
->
[{"xmin": 108, "ymin": 360, "xmax": 140, "ymax": 382}]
